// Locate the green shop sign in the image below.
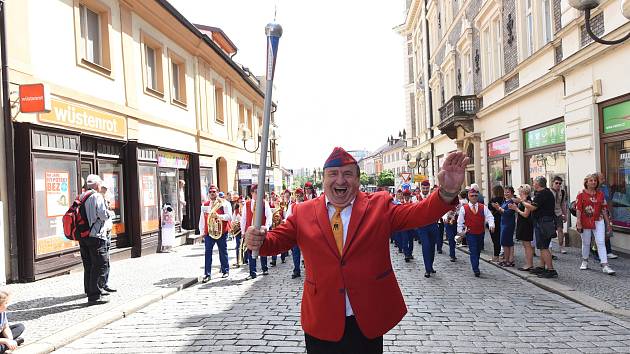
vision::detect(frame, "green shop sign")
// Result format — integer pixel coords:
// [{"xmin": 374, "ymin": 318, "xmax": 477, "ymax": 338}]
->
[
  {"xmin": 525, "ymin": 122, "xmax": 565, "ymax": 149},
  {"xmin": 603, "ymin": 100, "xmax": 630, "ymax": 134}
]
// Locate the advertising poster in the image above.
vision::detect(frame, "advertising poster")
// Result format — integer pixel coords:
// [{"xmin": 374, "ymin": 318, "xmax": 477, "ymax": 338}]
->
[
  {"xmin": 141, "ymin": 174, "xmax": 156, "ymax": 207},
  {"xmin": 102, "ymin": 172, "xmax": 119, "ymax": 209},
  {"xmin": 45, "ymin": 171, "xmax": 70, "ymax": 217},
  {"xmin": 612, "ymin": 150, "xmax": 630, "ymax": 228}
]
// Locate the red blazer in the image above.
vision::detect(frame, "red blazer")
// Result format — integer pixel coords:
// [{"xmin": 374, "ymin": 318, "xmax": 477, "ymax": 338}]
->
[{"xmin": 259, "ymin": 189, "xmax": 457, "ymax": 341}]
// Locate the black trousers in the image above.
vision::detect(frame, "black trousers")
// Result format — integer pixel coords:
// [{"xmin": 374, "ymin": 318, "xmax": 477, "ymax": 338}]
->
[
  {"xmin": 305, "ymin": 316, "xmax": 383, "ymax": 354},
  {"xmin": 0, "ymin": 323, "xmax": 25, "ymax": 353},
  {"xmin": 490, "ymin": 222, "xmax": 501, "ymax": 257},
  {"xmin": 79, "ymin": 237, "xmax": 108, "ymax": 301}
]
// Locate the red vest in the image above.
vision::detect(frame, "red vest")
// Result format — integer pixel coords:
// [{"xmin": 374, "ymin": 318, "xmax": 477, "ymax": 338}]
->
[
  {"xmin": 202, "ymin": 200, "xmax": 229, "ymax": 235},
  {"xmin": 245, "ymin": 200, "xmax": 267, "ymax": 230},
  {"xmin": 463, "ymin": 203, "xmax": 485, "ymax": 234}
]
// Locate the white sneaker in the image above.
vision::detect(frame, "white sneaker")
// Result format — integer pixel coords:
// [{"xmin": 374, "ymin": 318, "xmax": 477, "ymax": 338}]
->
[
  {"xmin": 560, "ymin": 247, "xmax": 567, "ymax": 254},
  {"xmin": 580, "ymin": 261, "xmax": 588, "ymax": 270},
  {"xmin": 602, "ymin": 265, "xmax": 616, "ymax": 275},
  {"xmin": 607, "ymin": 253, "xmax": 618, "ymax": 259}
]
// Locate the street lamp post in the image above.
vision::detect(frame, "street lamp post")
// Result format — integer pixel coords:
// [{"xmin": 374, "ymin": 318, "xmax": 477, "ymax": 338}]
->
[{"xmin": 568, "ymin": 0, "xmax": 630, "ymax": 45}]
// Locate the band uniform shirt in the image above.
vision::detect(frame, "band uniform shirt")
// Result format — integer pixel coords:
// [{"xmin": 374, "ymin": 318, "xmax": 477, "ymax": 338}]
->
[
  {"xmin": 198, "ymin": 198, "xmax": 232, "ymax": 235},
  {"xmin": 325, "ymin": 196, "xmax": 356, "ymax": 317},
  {"xmin": 456, "ymin": 202, "xmax": 494, "ymax": 234},
  {"xmin": 241, "ymin": 199, "xmax": 273, "ymax": 232}
]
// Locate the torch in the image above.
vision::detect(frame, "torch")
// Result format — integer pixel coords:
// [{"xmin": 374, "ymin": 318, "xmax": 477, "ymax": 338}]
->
[{"xmin": 251, "ymin": 23, "xmax": 282, "ymax": 259}]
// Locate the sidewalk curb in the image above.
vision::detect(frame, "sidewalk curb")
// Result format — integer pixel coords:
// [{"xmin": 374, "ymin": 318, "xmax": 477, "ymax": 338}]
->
[
  {"xmin": 453, "ymin": 244, "xmax": 630, "ymax": 323},
  {"xmin": 13, "ymin": 276, "xmax": 200, "ymax": 354}
]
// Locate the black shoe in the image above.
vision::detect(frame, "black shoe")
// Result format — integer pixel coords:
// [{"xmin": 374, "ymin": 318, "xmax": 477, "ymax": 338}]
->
[
  {"xmin": 424, "ymin": 272, "xmax": 430, "ymax": 278},
  {"xmin": 431, "ymin": 269, "xmax": 437, "ymax": 274},
  {"xmin": 246, "ymin": 274, "xmax": 257, "ymax": 280},
  {"xmin": 16, "ymin": 337, "xmax": 24, "ymax": 346},
  {"xmin": 270, "ymin": 261, "xmax": 277, "ymax": 267},
  {"xmin": 221, "ymin": 272, "xmax": 229, "ymax": 278},
  {"xmin": 262, "ymin": 270, "xmax": 269, "ymax": 275},
  {"xmin": 281, "ymin": 259, "xmax": 286, "ymax": 263},
  {"xmin": 552, "ymin": 255, "xmax": 558, "ymax": 260},
  {"xmin": 437, "ymin": 250, "xmax": 443, "ymax": 254},
  {"xmin": 529, "ymin": 267, "xmax": 545, "ymax": 275},
  {"xmin": 474, "ymin": 272, "xmax": 481, "ymax": 277},
  {"xmin": 88, "ymin": 298, "xmax": 109, "ymax": 305},
  {"xmin": 450, "ymin": 257, "xmax": 457, "ymax": 262},
  {"xmin": 103, "ymin": 287, "xmax": 117, "ymax": 293},
  {"xmin": 99, "ymin": 292, "xmax": 111, "ymax": 296},
  {"xmin": 537, "ymin": 269, "xmax": 558, "ymax": 278},
  {"xmin": 410, "ymin": 255, "xmax": 414, "ymax": 259},
  {"xmin": 405, "ymin": 257, "xmax": 411, "ymax": 263},
  {"xmin": 202, "ymin": 275, "xmax": 211, "ymax": 283},
  {"xmin": 291, "ymin": 273, "xmax": 301, "ymax": 279}
]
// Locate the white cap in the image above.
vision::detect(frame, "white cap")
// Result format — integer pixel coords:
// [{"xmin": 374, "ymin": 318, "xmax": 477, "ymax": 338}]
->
[{"xmin": 86, "ymin": 174, "xmax": 102, "ymax": 185}]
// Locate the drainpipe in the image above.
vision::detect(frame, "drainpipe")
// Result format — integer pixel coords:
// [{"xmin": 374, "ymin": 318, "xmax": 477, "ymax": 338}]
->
[{"xmin": 0, "ymin": 0, "xmax": 19, "ymax": 282}]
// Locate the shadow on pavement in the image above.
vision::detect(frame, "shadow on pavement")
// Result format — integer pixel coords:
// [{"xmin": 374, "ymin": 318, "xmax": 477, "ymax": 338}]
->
[
  {"xmin": 9, "ymin": 294, "xmax": 90, "ymax": 321},
  {"xmin": 182, "ymin": 253, "xmax": 205, "ymax": 258},
  {"xmin": 153, "ymin": 278, "xmax": 187, "ymax": 288}
]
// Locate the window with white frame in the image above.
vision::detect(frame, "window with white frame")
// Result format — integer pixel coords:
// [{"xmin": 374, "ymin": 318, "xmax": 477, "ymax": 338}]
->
[
  {"xmin": 169, "ymin": 51, "xmax": 186, "ymax": 106},
  {"xmin": 481, "ymin": 16, "xmax": 503, "ymax": 88},
  {"xmin": 541, "ymin": 0, "xmax": 553, "ymax": 45},
  {"xmin": 79, "ymin": 5, "xmax": 101, "ymax": 65},
  {"xmin": 75, "ymin": 0, "xmax": 111, "ymax": 74},
  {"xmin": 460, "ymin": 48, "xmax": 471, "ymax": 95},
  {"xmin": 142, "ymin": 34, "xmax": 164, "ymax": 95},
  {"xmin": 525, "ymin": 0, "xmax": 534, "ymax": 56}
]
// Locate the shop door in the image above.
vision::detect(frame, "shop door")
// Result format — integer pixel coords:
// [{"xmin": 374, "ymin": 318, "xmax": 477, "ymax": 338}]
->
[
  {"xmin": 80, "ymin": 161, "xmax": 94, "ymax": 191},
  {"xmin": 159, "ymin": 168, "xmax": 179, "ymax": 225}
]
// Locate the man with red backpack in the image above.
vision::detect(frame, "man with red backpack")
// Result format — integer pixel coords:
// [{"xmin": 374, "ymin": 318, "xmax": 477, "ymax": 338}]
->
[{"xmin": 79, "ymin": 175, "xmax": 112, "ymax": 305}]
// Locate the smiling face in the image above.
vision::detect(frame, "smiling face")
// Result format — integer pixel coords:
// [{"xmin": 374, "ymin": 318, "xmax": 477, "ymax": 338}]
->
[
  {"xmin": 421, "ymin": 185, "xmax": 430, "ymax": 195},
  {"xmin": 323, "ymin": 164, "xmax": 360, "ymax": 208},
  {"xmin": 468, "ymin": 191, "xmax": 479, "ymax": 204},
  {"xmin": 504, "ymin": 188, "xmax": 514, "ymax": 199},
  {"xmin": 586, "ymin": 176, "xmax": 598, "ymax": 190}
]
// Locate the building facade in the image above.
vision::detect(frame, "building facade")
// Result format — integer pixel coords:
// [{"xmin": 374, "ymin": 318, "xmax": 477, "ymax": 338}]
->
[
  {"xmin": 3, "ymin": 0, "xmax": 286, "ymax": 281},
  {"xmin": 398, "ymin": 0, "xmax": 630, "ymax": 253}
]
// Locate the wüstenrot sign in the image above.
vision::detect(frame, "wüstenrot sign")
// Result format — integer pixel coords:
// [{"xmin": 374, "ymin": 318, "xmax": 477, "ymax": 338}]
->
[
  {"xmin": 38, "ymin": 99, "xmax": 126, "ymax": 138},
  {"xmin": 19, "ymin": 84, "xmax": 51, "ymax": 113}
]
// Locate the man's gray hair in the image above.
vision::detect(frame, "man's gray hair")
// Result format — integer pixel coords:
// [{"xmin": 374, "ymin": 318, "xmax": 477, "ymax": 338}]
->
[{"xmin": 534, "ymin": 175, "xmax": 547, "ymax": 188}]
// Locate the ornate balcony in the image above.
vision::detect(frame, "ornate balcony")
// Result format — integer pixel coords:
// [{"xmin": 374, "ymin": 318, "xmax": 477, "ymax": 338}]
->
[{"xmin": 437, "ymin": 95, "xmax": 483, "ymax": 139}]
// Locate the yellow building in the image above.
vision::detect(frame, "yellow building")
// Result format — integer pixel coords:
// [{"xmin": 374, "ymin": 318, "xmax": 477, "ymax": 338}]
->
[{"xmin": 2, "ymin": 0, "xmax": 284, "ymax": 281}]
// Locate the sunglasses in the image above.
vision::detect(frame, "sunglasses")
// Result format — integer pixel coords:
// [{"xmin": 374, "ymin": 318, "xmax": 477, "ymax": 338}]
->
[{"xmin": 554, "ymin": 181, "xmax": 562, "ymax": 185}]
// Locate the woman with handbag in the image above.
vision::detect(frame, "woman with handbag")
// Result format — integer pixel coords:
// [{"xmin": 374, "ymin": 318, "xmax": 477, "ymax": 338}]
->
[
  {"xmin": 511, "ymin": 185, "xmax": 534, "ymax": 271},
  {"xmin": 575, "ymin": 174, "xmax": 616, "ymax": 275}
]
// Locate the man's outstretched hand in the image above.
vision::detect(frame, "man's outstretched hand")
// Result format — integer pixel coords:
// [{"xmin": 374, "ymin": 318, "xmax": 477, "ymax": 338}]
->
[
  {"xmin": 437, "ymin": 152, "xmax": 469, "ymax": 195},
  {"xmin": 244, "ymin": 226, "xmax": 266, "ymax": 253}
]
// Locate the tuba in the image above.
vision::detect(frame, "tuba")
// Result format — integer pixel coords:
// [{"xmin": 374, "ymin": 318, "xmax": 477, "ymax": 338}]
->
[
  {"xmin": 206, "ymin": 198, "xmax": 225, "ymax": 240},
  {"xmin": 271, "ymin": 201, "xmax": 287, "ymax": 228}
]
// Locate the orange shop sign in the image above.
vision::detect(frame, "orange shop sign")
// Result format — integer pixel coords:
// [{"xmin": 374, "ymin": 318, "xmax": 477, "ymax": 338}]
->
[
  {"xmin": 38, "ymin": 99, "xmax": 126, "ymax": 138},
  {"xmin": 19, "ymin": 83, "xmax": 51, "ymax": 113}
]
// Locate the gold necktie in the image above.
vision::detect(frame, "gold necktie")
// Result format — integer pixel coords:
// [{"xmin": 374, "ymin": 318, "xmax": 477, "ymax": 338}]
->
[
  {"xmin": 473, "ymin": 204, "xmax": 478, "ymax": 213},
  {"xmin": 332, "ymin": 207, "xmax": 343, "ymax": 255}
]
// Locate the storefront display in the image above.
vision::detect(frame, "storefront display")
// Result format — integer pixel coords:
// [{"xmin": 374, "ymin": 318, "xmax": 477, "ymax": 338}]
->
[
  {"xmin": 487, "ymin": 136, "xmax": 511, "ymax": 191},
  {"xmin": 139, "ymin": 165, "xmax": 159, "ymax": 233},
  {"xmin": 524, "ymin": 119, "xmax": 567, "ymax": 187},
  {"xmin": 157, "ymin": 151, "xmax": 191, "ymax": 229}
]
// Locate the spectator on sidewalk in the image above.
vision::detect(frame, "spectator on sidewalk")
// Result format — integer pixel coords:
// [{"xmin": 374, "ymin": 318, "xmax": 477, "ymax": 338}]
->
[
  {"xmin": 550, "ymin": 176, "xmax": 568, "ymax": 254},
  {"xmin": 0, "ymin": 290, "xmax": 25, "ymax": 353},
  {"xmin": 492, "ymin": 186, "xmax": 517, "ymax": 267},
  {"xmin": 80, "ymin": 174, "xmax": 112, "ymax": 305},
  {"xmin": 597, "ymin": 173, "xmax": 618, "ymax": 260},
  {"xmin": 457, "ymin": 187, "xmax": 494, "ymax": 277},
  {"xmin": 521, "ymin": 176, "xmax": 558, "ymax": 279},
  {"xmin": 510, "ymin": 185, "xmax": 534, "ymax": 271},
  {"xmin": 576, "ymin": 174, "xmax": 616, "ymax": 275},
  {"xmin": 488, "ymin": 185, "xmax": 504, "ymax": 263},
  {"xmin": 231, "ymin": 202, "xmax": 243, "ymax": 268},
  {"xmin": 99, "ymin": 183, "xmax": 117, "ymax": 293}
]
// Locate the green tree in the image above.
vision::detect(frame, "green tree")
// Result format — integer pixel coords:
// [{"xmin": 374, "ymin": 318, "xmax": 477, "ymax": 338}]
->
[
  {"xmin": 360, "ymin": 172, "xmax": 370, "ymax": 187},
  {"xmin": 377, "ymin": 170, "xmax": 395, "ymax": 187}
]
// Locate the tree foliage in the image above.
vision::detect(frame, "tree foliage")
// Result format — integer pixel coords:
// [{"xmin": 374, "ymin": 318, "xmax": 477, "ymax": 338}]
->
[{"xmin": 377, "ymin": 170, "xmax": 395, "ymax": 187}]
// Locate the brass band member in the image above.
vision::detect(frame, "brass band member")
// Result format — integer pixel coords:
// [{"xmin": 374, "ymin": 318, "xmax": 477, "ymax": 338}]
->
[{"xmin": 198, "ymin": 185, "xmax": 232, "ymax": 283}]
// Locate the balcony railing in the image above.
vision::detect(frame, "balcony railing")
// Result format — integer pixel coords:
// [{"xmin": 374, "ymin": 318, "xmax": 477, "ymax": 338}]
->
[{"xmin": 437, "ymin": 95, "xmax": 482, "ymax": 139}]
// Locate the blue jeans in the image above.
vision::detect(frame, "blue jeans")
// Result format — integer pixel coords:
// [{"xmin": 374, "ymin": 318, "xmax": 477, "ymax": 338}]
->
[
  {"xmin": 271, "ymin": 252, "xmax": 288, "ymax": 262},
  {"xmin": 247, "ymin": 250, "xmax": 268, "ymax": 276},
  {"xmin": 417, "ymin": 223, "xmax": 440, "ymax": 272},
  {"xmin": 291, "ymin": 246, "xmax": 301, "ymax": 275},
  {"xmin": 204, "ymin": 233, "xmax": 229, "ymax": 276},
  {"xmin": 445, "ymin": 223, "xmax": 457, "ymax": 259},
  {"xmin": 401, "ymin": 230, "xmax": 415, "ymax": 258},
  {"xmin": 466, "ymin": 233, "xmax": 484, "ymax": 273}
]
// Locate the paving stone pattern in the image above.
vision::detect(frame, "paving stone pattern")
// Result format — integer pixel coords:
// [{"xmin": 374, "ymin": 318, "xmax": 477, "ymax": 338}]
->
[
  {"xmin": 477, "ymin": 232, "xmax": 630, "ymax": 311},
  {"xmin": 56, "ymin": 241, "xmax": 630, "ymax": 353},
  {"xmin": 6, "ymin": 243, "xmax": 216, "ymax": 343}
]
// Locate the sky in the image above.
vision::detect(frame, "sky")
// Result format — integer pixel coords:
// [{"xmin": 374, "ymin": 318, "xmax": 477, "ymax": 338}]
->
[{"xmin": 169, "ymin": 0, "xmax": 407, "ymax": 169}]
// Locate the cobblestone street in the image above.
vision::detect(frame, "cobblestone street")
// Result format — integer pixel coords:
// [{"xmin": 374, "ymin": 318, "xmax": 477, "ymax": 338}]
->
[{"xmin": 55, "ymin": 243, "xmax": 630, "ymax": 354}]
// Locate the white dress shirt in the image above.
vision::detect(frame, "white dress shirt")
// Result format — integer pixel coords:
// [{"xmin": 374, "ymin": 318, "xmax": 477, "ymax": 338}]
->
[
  {"xmin": 198, "ymin": 198, "xmax": 232, "ymax": 235},
  {"xmin": 325, "ymin": 197, "xmax": 355, "ymax": 317},
  {"xmin": 241, "ymin": 199, "xmax": 273, "ymax": 230},
  {"xmin": 457, "ymin": 202, "xmax": 495, "ymax": 234}
]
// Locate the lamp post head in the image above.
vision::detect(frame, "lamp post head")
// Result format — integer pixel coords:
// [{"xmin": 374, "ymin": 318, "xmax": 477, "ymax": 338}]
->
[
  {"xmin": 568, "ymin": 0, "xmax": 602, "ymax": 10},
  {"xmin": 265, "ymin": 23, "xmax": 283, "ymax": 38}
]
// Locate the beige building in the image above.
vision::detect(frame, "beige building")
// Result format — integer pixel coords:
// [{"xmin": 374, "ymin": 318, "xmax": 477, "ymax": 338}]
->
[
  {"xmin": 398, "ymin": 0, "xmax": 630, "ymax": 253},
  {"xmin": 1, "ymin": 0, "xmax": 285, "ymax": 281}
]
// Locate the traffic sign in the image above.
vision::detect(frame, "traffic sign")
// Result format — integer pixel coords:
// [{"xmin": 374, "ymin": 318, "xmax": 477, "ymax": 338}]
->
[{"xmin": 400, "ymin": 172, "xmax": 411, "ymax": 182}]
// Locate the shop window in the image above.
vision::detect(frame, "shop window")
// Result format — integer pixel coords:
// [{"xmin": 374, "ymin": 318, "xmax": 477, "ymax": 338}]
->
[
  {"xmin": 139, "ymin": 164, "xmax": 159, "ymax": 233},
  {"xmin": 141, "ymin": 33, "xmax": 164, "ymax": 97},
  {"xmin": 200, "ymin": 168, "xmax": 214, "ymax": 202},
  {"xmin": 604, "ymin": 140, "xmax": 630, "ymax": 229},
  {"xmin": 526, "ymin": 152, "xmax": 567, "ymax": 186},
  {"xmin": 75, "ymin": 0, "xmax": 112, "ymax": 76},
  {"xmin": 169, "ymin": 51, "xmax": 187, "ymax": 106},
  {"xmin": 214, "ymin": 85, "xmax": 224, "ymax": 124},
  {"xmin": 33, "ymin": 157, "xmax": 80, "ymax": 256},
  {"xmin": 99, "ymin": 161, "xmax": 125, "ymax": 237}
]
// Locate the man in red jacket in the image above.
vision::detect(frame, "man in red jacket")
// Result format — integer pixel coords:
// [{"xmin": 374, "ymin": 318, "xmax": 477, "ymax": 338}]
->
[{"xmin": 245, "ymin": 147, "xmax": 467, "ymax": 354}]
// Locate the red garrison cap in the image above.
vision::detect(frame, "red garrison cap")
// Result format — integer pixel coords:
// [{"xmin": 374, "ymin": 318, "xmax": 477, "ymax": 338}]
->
[
  {"xmin": 283, "ymin": 189, "xmax": 291, "ymax": 195},
  {"xmin": 304, "ymin": 181, "xmax": 313, "ymax": 188},
  {"xmin": 208, "ymin": 185, "xmax": 218, "ymax": 192},
  {"xmin": 251, "ymin": 184, "xmax": 258, "ymax": 192},
  {"xmin": 295, "ymin": 188, "xmax": 304, "ymax": 194},
  {"xmin": 420, "ymin": 180, "xmax": 430, "ymax": 186},
  {"xmin": 397, "ymin": 189, "xmax": 402, "ymax": 193},
  {"xmin": 323, "ymin": 147, "xmax": 357, "ymax": 169},
  {"xmin": 403, "ymin": 190, "xmax": 412, "ymax": 196}
]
